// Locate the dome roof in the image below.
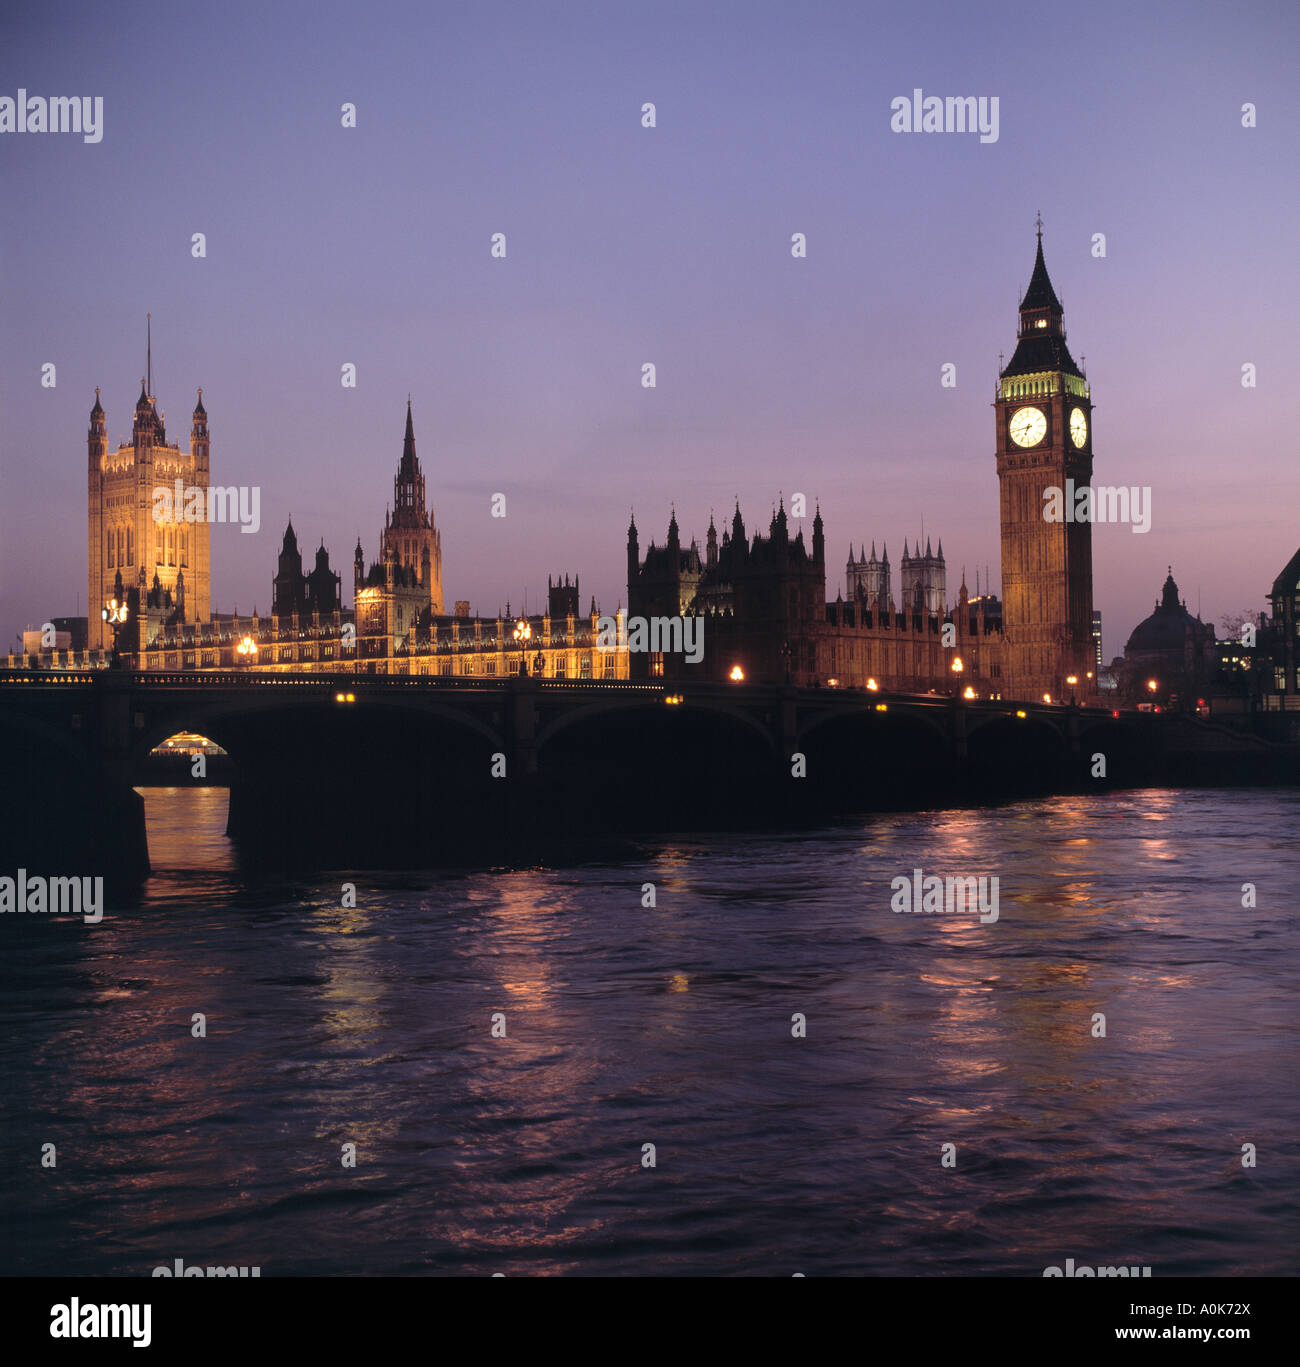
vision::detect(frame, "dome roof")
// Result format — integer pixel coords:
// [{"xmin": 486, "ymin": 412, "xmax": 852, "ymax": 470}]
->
[{"xmin": 1125, "ymin": 570, "xmax": 1205, "ymax": 655}]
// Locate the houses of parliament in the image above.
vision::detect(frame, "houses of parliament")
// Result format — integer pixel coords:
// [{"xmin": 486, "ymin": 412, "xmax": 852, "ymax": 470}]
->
[
  {"xmin": 19, "ymin": 231, "xmax": 1105, "ymax": 702},
  {"xmin": 627, "ymin": 228, "xmax": 1097, "ymax": 701}
]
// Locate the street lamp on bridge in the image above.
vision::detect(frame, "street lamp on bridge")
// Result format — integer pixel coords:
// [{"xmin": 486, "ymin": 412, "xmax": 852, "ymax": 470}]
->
[
  {"xmin": 101, "ymin": 597, "xmax": 130, "ymax": 670},
  {"xmin": 512, "ymin": 618, "xmax": 531, "ymax": 677}
]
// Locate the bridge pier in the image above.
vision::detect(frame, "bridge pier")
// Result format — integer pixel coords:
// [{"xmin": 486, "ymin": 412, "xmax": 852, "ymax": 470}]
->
[
  {"xmin": 951, "ymin": 702, "xmax": 968, "ymax": 760},
  {"xmin": 510, "ymin": 677, "xmax": 539, "ymax": 775},
  {"xmin": 91, "ymin": 674, "xmax": 152, "ymax": 888}
]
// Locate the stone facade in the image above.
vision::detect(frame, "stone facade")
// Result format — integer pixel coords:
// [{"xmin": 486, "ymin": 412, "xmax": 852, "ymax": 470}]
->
[{"xmin": 87, "ymin": 379, "xmax": 210, "ymax": 650}]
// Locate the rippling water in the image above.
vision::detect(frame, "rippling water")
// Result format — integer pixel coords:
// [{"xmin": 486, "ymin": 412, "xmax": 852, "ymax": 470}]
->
[{"xmin": 1, "ymin": 786, "xmax": 1296, "ymax": 1276}]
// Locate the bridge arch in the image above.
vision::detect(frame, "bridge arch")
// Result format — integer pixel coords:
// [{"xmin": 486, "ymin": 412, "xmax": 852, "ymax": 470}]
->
[
  {"xmin": 535, "ymin": 693, "xmax": 780, "ymax": 836},
  {"xmin": 129, "ymin": 687, "xmax": 506, "ymax": 764},
  {"xmin": 535, "ymin": 694, "xmax": 777, "ymax": 756},
  {"xmin": 964, "ymin": 711, "xmax": 1069, "ymax": 794},
  {"xmin": 797, "ymin": 701, "xmax": 949, "ymax": 747},
  {"xmin": 795, "ymin": 705, "xmax": 955, "ymax": 812}
]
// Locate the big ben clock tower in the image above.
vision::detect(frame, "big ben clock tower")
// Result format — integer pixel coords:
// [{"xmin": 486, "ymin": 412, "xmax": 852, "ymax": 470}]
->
[{"xmin": 995, "ymin": 219, "xmax": 1095, "ymax": 701}]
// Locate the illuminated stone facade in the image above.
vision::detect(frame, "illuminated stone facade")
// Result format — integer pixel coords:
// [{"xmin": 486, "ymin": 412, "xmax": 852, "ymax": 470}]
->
[
  {"xmin": 994, "ymin": 230, "xmax": 1096, "ymax": 699},
  {"xmin": 629, "ymin": 233, "xmax": 1095, "ymax": 701},
  {"xmin": 87, "ymin": 380, "xmax": 210, "ymax": 650}
]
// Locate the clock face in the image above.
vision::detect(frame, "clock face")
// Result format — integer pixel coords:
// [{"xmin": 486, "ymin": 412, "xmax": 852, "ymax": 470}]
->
[
  {"xmin": 1070, "ymin": 406, "xmax": 1088, "ymax": 449},
  {"xmin": 1008, "ymin": 406, "xmax": 1047, "ymax": 448}
]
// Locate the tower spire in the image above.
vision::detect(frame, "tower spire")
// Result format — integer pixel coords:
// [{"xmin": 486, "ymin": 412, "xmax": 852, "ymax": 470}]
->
[
  {"xmin": 1019, "ymin": 229, "xmax": 1063, "ymax": 314},
  {"xmin": 147, "ymin": 313, "xmax": 152, "ymax": 399}
]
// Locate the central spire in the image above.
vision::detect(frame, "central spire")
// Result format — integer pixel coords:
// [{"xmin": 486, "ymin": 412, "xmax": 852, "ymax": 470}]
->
[
  {"xmin": 1020, "ymin": 229, "xmax": 1062, "ymax": 315},
  {"xmin": 390, "ymin": 398, "xmax": 430, "ymax": 530},
  {"xmin": 1001, "ymin": 221, "xmax": 1082, "ymax": 379}
]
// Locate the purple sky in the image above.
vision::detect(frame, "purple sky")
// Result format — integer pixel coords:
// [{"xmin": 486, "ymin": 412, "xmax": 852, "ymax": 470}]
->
[{"xmin": 2, "ymin": 0, "xmax": 1298, "ymax": 660}]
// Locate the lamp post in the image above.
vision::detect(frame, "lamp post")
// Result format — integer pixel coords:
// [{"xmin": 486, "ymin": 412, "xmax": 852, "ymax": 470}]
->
[
  {"xmin": 512, "ymin": 617, "xmax": 531, "ymax": 677},
  {"xmin": 1066, "ymin": 673, "xmax": 1078, "ymax": 706},
  {"xmin": 236, "ymin": 635, "xmax": 258, "ymax": 669},
  {"xmin": 950, "ymin": 655, "xmax": 963, "ymax": 698},
  {"xmin": 101, "ymin": 597, "xmax": 130, "ymax": 670}
]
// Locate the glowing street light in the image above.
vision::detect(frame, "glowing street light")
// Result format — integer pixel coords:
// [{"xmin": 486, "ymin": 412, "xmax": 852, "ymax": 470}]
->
[
  {"xmin": 512, "ymin": 617, "xmax": 531, "ymax": 677},
  {"xmin": 729, "ymin": 664, "xmax": 745, "ymax": 682},
  {"xmin": 950, "ymin": 656, "xmax": 966, "ymax": 698},
  {"xmin": 236, "ymin": 635, "xmax": 258, "ymax": 667},
  {"xmin": 101, "ymin": 596, "xmax": 130, "ymax": 670},
  {"xmin": 1146, "ymin": 678, "xmax": 1158, "ymax": 693},
  {"xmin": 865, "ymin": 678, "xmax": 879, "ymax": 692},
  {"xmin": 963, "ymin": 685, "xmax": 976, "ymax": 700}
]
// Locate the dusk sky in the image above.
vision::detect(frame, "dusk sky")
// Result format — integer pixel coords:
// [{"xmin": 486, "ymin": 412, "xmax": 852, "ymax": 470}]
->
[{"xmin": 2, "ymin": 0, "xmax": 1297, "ymax": 659}]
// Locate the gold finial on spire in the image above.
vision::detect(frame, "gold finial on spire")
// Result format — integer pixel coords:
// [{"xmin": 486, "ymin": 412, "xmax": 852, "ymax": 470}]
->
[{"xmin": 1035, "ymin": 210, "xmax": 1044, "ymax": 240}]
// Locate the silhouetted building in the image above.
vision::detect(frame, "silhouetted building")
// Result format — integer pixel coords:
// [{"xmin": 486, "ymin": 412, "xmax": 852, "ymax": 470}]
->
[
  {"xmin": 1267, "ymin": 547, "xmax": 1300, "ymax": 697},
  {"xmin": 628, "ymin": 230, "xmax": 1097, "ymax": 700},
  {"xmin": 1120, "ymin": 568, "xmax": 1216, "ymax": 707},
  {"xmin": 548, "ymin": 573, "xmax": 580, "ymax": 620},
  {"xmin": 273, "ymin": 520, "xmax": 341, "ymax": 618}
]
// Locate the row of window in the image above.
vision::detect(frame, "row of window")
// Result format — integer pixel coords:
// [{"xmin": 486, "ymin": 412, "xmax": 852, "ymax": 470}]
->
[
  {"xmin": 105, "ymin": 526, "xmax": 192, "ymax": 569},
  {"xmin": 106, "ymin": 526, "xmax": 134, "ymax": 568}
]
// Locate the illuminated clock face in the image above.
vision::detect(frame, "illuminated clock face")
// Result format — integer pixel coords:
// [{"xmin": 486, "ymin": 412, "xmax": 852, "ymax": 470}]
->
[
  {"xmin": 1070, "ymin": 406, "xmax": 1088, "ymax": 448},
  {"xmin": 1008, "ymin": 406, "xmax": 1047, "ymax": 448}
]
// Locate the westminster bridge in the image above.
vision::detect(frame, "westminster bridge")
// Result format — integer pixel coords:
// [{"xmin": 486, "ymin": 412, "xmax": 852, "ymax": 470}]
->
[{"xmin": 0, "ymin": 670, "xmax": 1283, "ymax": 886}]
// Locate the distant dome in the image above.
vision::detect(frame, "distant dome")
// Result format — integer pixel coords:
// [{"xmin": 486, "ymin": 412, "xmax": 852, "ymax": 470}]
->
[{"xmin": 1125, "ymin": 570, "xmax": 1208, "ymax": 657}]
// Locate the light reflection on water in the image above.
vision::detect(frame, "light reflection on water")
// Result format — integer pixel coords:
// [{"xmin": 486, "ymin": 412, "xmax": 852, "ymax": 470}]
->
[{"xmin": 0, "ymin": 786, "xmax": 1296, "ymax": 1276}]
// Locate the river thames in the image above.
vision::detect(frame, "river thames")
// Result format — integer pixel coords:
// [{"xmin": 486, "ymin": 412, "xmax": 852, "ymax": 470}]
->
[{"xmin": 1, "ymin": 786, "xmax": 1295, "ymax": 1276}]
